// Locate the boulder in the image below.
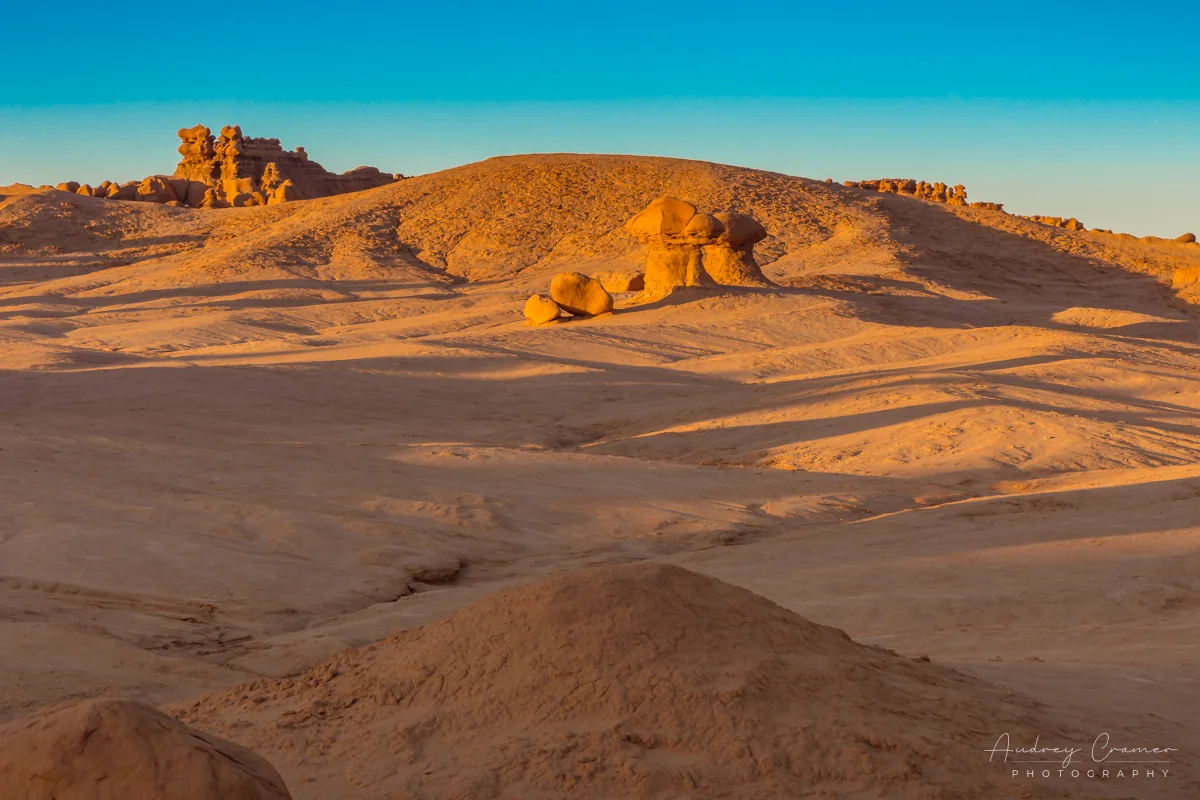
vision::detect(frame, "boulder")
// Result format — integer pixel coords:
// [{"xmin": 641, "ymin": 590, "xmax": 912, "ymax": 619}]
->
[
  {"xmin": 595, "ymin": 270, "xmax": 645, "ymax": 293},
  {"xmin": 108, "ymin": 181, "xmax": 139, "ymax": 201},
  {"xmin": 523, "ymin": 293, "xmax": 562, "ymax": 324},
  {"xmin": 549, "ymin": 272, "xmax": 613, "ymax": 316},
  {"xmin": 55, "ymin": 181, "xmax": 81, "ymax": 194},
  {"xmin": 0, "ymin": 698, "xmax": 292, "ymax": 800},
  {"xmin": 136, "ymin": 176, "xmax": 178, "ymax": 204},
  {"xmin": 1177, "ymin": 233, "xmax": 1197, "ymax": 244},
  {"xmin": 626, "ymin": 195, "xmax": 699, "ymax": 239}
]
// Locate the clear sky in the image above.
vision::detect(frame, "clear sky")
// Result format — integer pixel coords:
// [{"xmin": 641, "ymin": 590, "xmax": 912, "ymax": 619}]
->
[{"xmin": 3, "ymin": 1, "xmax": 1197, "ymax": 237}]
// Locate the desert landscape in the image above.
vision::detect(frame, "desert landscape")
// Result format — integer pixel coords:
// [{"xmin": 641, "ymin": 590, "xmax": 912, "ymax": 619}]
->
[{"xmin": 1, "ymin": 131, "xmax": 1198, "ymax": 798}]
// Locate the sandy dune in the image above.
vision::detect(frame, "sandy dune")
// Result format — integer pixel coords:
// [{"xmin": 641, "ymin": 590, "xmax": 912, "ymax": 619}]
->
[{"xmin": 2, "ymin": 154, "xmax": 1198, "ymax": 796}]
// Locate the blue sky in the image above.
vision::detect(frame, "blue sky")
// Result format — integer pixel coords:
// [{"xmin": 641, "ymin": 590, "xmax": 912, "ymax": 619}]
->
[{"xmin": 3, "ymin": 2, "xmax": 1197, "ymax": 236}]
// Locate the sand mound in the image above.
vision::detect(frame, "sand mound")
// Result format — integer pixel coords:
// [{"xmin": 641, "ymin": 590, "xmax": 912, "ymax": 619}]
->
[
  {"xmin": 0, "ymin": 698, "xmax": 291, "ymax": 800},
  {"xmin": 176, "ymin": 563, "xmax": 1074, "ymax": 799}
]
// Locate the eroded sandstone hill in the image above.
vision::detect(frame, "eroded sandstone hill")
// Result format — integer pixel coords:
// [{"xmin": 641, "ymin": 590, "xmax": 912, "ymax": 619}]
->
[{"xmin": 3, "ymin": 154, "xmax": 1197, "ymax": 294}]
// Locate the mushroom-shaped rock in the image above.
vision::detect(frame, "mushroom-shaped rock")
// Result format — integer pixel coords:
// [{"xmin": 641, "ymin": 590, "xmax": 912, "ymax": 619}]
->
[
  {"xmin": 595, "ymin": 270, "xmax": 645, "ymax": 293},
  {"xmin": 1177, "ymin": 233, "xmax": 1197, "ymax": 244},
  {"xmin": 524, "ymin": 293, "xmax": 562, "ymax": 324},
  {"xmin": 0, "ymin": 698, "xmax": 292, "ymax": 800},
  {"xmin": 625, "ymin": 196, "xmax": 717, "ymax": 300},
  {"xmin": 549, "ymin": 272, "xmax": 613, "ymax": 316},
  {"xmin": 703, "ymin": 211, "xmax": 771, "ymax": 287}
]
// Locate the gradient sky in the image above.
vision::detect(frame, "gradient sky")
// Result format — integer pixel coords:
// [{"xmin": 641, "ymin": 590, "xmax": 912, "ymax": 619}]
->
[{"xmin": 3, "ymin": 1, "xmax": 1197, "ymax": 237}]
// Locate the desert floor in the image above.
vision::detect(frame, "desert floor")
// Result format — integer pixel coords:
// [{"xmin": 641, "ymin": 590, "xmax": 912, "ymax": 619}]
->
[{"xmin": 2, "ymin": 155, "xmax": 1198, "ymax": 797}]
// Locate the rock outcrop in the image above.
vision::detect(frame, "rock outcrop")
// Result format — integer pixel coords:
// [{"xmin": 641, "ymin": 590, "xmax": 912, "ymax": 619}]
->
[
  {"xmin": 523, "ymin": 293, "xmax": 562, "ymax": 324},
  {"xmin": 845, "ymin": 178, "xmax": 973, "ymax": 206},
  {"xmin": 1023, "ymin": 214, "xmax": 1086, "ymax": 231},
  {"xmin": 842, "ymin": 178, "xmax": 1100, "ymax": 230},
  {"xmin": 0, "ymin": 698, "xmax": 292, "ymax": 800},
  {"xmin": 549, "ymin": 272, "xmax": 614, "ymax": 317},
  {"xmin": 52, "ymin": 124, "xmax": 401, "ymax": 210},
  {"xmin": 1178, "ymin": 232, "xmax": 1197, "ymax": 244},
  {"xmin": 170, "ymin": 124, "xmax": 400, "ymax": 208},
  {"xmin": 625, "ymin": 196, "xmax": 772, "ymax": 299}
]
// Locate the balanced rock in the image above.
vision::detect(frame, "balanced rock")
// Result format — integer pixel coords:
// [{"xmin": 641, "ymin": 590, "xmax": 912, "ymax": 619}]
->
[
  {"xmin": 549, "ymin": 272, "xmax": 613, "ymax": 316},
  {"xmin": 0, "ymin": 698, "xmax": 292, "ymax": 800},
  {"xmin": 523, "ymin": 293, "xmax": 562, "ymax": 324},
  {"xmin": 625, "ymin": 196, "xmax": 714, "ymax": 299},
  {"xmin": 626, "ymin": 196, "xmax": 772, "ymax": 298}
]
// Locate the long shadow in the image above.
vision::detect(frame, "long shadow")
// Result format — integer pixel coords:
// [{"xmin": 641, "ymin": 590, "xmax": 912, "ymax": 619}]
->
[{"xmin": 0, "ymin": 278, "xmax": 462, "ymax": 318}]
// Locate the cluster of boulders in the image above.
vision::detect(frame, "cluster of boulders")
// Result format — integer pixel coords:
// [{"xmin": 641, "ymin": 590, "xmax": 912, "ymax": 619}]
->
[
  {"xmin": 625, "ymin": 196, "xmax": 771, "ymax": 300},
  {"xmin": 524, "ymin": 272, "xmax": 619, "ymax": 324},
  {"xmin": 57, "ymin": 176, "xmax": 223, "ymax": 207},
  {"xmin": 1021, "ymin": 214, "xmax": 1087, "ymax": 231},
  {"xmin": 50, "ymin": 124, "xmax": 401, "ymax": 209},
  {"xmin": 844, "ymin": 179, "xmax": 972, "ymax": 206}
]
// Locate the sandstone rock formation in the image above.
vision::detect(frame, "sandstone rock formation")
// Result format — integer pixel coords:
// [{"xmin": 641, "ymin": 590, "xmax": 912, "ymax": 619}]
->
[
  {"xmin": 523, "ymin": 293, "xmax": 562, "ymax": 324},
  {"xmin": 549, "ymin": 272, "xmax": 613, "ymax": 316},
  {"xmin": 625, "ymin": 196, "xmax": 772, "ymax": 299},
  {"xmin": 51, "ymin": 124, "xmax": 401, "ymax": 210},
  {"xmin": 1178, "ymin": 233, "xmax": 1197, "ymax": 244},
  {"xmin": 625, "ymin": 196, "xmax": 715, "ymax": 299},
  {"xmin": 1024, "ymin": 214, "xmax": 1086, "ymax": 231},
  {"xmin": 594, "ymin": 270, "xmax": 645, "ymax": 293},
  {"xmin": 845, "ymin": 178, "xmax": 969, "ymax": 205},
  {"xmin": 843, "ymin": 178, "xmax": 1024, "ymax": 212},
  {"xmin": 171, "ymin": 124, "xmax": 399, "ymax": 208},
  {"xmin": 0, "ymin": 698, "xmax": 292, "ymax": 800},
  {"xmin": 704, "ymin": 210, "xmax": 770, "ymax": 287}
]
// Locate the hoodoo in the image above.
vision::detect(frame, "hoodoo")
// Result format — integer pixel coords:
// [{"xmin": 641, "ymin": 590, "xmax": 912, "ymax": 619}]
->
[{"xmin": 625, "ymin": 195, "xmax": 772, "ymax": 300}]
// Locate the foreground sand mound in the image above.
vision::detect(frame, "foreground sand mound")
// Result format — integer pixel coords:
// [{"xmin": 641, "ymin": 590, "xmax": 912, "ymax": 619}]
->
[
  {"xmin": 0, "ymin": 698, "xmax": 291, "ymax": 800},
  {"xmin": 176, "ymin": 563, "xmax": 1077, "ymax": 799}
]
